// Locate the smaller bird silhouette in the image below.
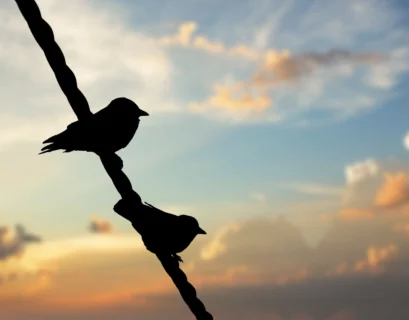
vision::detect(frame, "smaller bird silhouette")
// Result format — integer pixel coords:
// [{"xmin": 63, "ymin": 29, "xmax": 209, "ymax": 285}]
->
[
  {"xmin": 114, "ymin": 198, "xmax": 206, "ymax": 262},
  {"xmin": 39, "ymin": 97, "xmax": 149, "ymax": 156}
]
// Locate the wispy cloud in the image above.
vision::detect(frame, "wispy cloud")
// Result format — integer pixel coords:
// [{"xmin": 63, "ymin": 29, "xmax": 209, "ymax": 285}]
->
[
  {"xmin": 338, "ymin": 208, "xmax": 373, "ymax": 221},
  {"xmin": 286, "ymin": 183, "xmax": 344, "ymax": 197},
  {"xmin": 10, "ymin": 234, "xmax": 143, "ymax": 275},
  {"xmin": 156, "ymin": 21, "xmax": 260, "ymax": 60},
  {"xmin": 252, "ymin": 49, "xmax": 382, "ymax": 87},
  {"xmin": 250, "ymin": 192, "xmax": 267, "ymax": 202},
  {"xmin": 184, "ymin": 0, "xmax": 409, "ymax": 124}
]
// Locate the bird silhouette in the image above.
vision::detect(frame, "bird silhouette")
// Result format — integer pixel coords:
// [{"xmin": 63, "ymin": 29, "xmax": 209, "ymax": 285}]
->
[
  {"xmin": 39, "ymin": 97, "xmax": 149, "ymax": 156},
  {"xmin": 114, "ymin": 198, "xmax": 206, "ymax": 262}
]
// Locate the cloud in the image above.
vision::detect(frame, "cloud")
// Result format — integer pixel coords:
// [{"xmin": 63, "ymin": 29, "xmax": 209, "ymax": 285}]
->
[
  {"xmin": 354, "ymin": 244, "xmax": 398, "ymax": 273},
  {"xmin": 198, "ymin": 213, "xmax": 407, "ymax": 286},
  {"xmin": 26, "ymin": 234, "xmax": 143, "ymax": 264},
  {"xmin": 338, "ymin": 208, "xmax": 373, "ymax": 221},
  {"xmin": 327, "ymin": 244, "xmax": 398, "ymax": 276},
  {"xmin": 2, "ymin": 1, "xmax": 408, "ymax": 132},
  {"xmin": 190, "ymin": 48, "xmax": 393, "ymax": 123},
  {"xmin": 0, "ymin": 224, "xmax": 41, "ymax": 261},
  {"xmin": 342, "ymin": 158, "xmax": 409, "ymax": 208},
  {"xmin": 88, "ymin": 217, "xmax": 113, "ymax": 234},
  {"xmin": 190, "ymin": 84, "xmax": 272, "ymax": 122},
  {"xmin": 342, "ymin": 159, "xmax": 382, "ymax": 206},
  {"xmin": 3, "ymin": 211, "xmax": 409, "ymax": 319},
  {"xmin": 193, "ymin": 36, "xmax": 225, "ymax": 54},
  {"xmin": 0, "ymin": 234, "xmax": 145, "ymax": 285},
  {"xmin": 199, "ymin": 217, "xmax": 313, "ymax": 281},
  {"xmin": 404, "ymin": 132, "xmax": 409, "ymax": 150},
  {"xmin": 287, "ymin": 183, "xmax": 344, "ymax": 197},
  {"xmin": 375, "ymin": 172, "xmax": 409, "ymax": 209},
  {"xmin": 157, "ymin": 21, "xmax": 259, "ymax": 60},
  {"xmin": 253, "ymin": 49, "xmax": 382, "ymax": 87},
  {"xmin": 183, "ymin": 1, "xmax": 409, "ymax": 125},
  {"xmin": 250, "ymin": 192, "xmax": 267, "ymax": 202},
  {"xmin": 345, "ymin": 159, "xmax": 379, "ymax": 185},
  {"xmin": 201, "ymin": 223, "xmax": 241, "ymax": 261},
  {"xmin": 365, "ymin": 47, "xmax": 409, "ymax": 89},
  {"xmin": 156, "ymin": 20, "xmax": 398, "ymax": 124},
  {"xmin": 158, "ymin": 21, "xmax": 198, "ymax": 47}
]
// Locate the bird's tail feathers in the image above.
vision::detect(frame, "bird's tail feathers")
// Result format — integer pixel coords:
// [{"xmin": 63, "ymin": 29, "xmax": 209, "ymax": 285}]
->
[
  {"xmin": 43, "ymin": 133, "xmax": 60, "ymax": 144},
  {"xmin": 40, "ymin": 131, "xmax": 70, "ymax": 154},
  {"xmin": 39, "ymin": 142, "xmax": 63, "ymax": 155}
]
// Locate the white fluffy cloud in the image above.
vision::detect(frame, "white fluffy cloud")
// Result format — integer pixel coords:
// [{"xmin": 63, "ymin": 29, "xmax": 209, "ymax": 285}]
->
[
  {"xmin": 404, "ymin": 132, "xmax": 409, "ymax": 150},
  {"xmin": 345, "ymin": 159, "xmax": 379, "ymax": 185}
]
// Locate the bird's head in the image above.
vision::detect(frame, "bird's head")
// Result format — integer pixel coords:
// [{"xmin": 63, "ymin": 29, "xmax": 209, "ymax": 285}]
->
[
  {"xmin": 110, "ymin": 97, "xmax": 149, "ymax": 117},
  {"xmin": 179, "ymin": 215, "xmax": 207, "ymax": 236}
]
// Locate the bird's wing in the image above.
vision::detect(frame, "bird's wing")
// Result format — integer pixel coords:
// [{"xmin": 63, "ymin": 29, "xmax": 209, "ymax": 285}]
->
[
  {"xmin": 92, "ymin": 105, "xmax": 120, "ymax": 124},
  {"xmin": 144, "ymin": 202, "xmax": 178, "ymax": 222}
]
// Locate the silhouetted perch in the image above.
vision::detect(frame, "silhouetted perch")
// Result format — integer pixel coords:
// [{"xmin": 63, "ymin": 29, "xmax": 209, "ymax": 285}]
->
[{"xmin": 14, "ymin": 0, "xmax": 213, "ymax": 319}]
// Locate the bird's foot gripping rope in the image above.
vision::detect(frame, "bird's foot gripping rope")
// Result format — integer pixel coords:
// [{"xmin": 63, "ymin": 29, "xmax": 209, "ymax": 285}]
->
[
  {"xmin": 14, "ymin": 0, "xmax": 214, "ymax": 319},
  {"xmin": 172, "ymin": 254, "xmax": 184, "ymax": 263}
]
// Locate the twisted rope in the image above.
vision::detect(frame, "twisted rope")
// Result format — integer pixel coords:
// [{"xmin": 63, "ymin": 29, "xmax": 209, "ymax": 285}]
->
[{"xmin": 14, "ymin": 1, "xmax": 213, "ymax": 319}]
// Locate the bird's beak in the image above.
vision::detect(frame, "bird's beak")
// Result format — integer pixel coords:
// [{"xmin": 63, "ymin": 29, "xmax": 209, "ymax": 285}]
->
[
  {"xmin": 197, "ymin": 227, "xmax": 207, "ymax": 235},
  {"xmin": 139, "ymin": 109, "xmax": 149, "ymax": 116}
]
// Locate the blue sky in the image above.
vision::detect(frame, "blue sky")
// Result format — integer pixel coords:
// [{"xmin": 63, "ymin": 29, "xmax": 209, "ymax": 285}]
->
[
  {"xmin": 0, "ymin": 0, "xmax": 407, "ymax": 235},
  {"xmin": 0, "ymin": 0, "xmax": 407, "ymax": 230},
  {"xmin": 2, "ymin": 0, "xmax": 409, "ymax": 319}
]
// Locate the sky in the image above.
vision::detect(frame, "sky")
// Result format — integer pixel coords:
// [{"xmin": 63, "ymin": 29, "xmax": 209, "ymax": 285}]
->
[{"xmin": 1, "ymin": 0, "xmax": 409, "ymax": 319}]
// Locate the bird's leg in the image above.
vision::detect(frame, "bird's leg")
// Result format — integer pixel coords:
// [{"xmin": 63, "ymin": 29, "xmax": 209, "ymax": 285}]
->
[
  {"xmin": 97, "ymin": 152, "xmax": 123, "ymax": 170},
  {"xmin": 111, "ymin": 153, "xmax": 124, "ymax": 170},
  {"xmin": 172, "ymin": 254, "xmax": 184, "ymax": 263}
]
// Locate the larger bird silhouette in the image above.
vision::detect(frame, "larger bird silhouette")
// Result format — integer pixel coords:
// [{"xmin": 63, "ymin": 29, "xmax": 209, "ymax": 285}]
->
[
  {"xmin": 39, "ymin": 97, "xmax": 149, "ymax": 155},
  {"xmin": 114, "ymin": 197, "xmax": 206, "ymax": 262}
]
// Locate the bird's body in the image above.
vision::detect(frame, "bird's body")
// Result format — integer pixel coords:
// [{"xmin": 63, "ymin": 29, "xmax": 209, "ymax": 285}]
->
[
  {"xmin": 114, "ymin": 199, "xmax": 206, "ymax": 261},
  {"xmin": 39, "ymin": 97, "xmax": 149, "ymax": 155}
]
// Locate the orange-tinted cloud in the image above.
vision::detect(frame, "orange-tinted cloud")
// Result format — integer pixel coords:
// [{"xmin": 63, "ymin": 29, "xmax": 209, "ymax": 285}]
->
[
  {"xmin": 375, "ymin": 172, "xmax": 409, "ymax": 209},
  {"xmin": 327, "ymin": 244, "xmax": 398, "ymax": 276},
  {"xmin": 190, "ymin": 84, "xmax": 272, "ymax": 116},
  {"xmin": 228, "ymin": 44, "xmax": 259, "ymax": 60},
  {"xmin": 252, "ymin": 49, "xmax": 382, "ymax": 88},
  {"xmin": 89, "ymin": 217, "xmax": 113, "ymax": 234},
  {"xmin": 354, "ymin": 244, "xmax": 398, "ymax": 272},
  {"xmin": 0, "ymin": 224, "xmax": 41, "ymax": 261},
  {"xmin": 188, "ymin": 45, "xmax": 382, "ymax": 120},
  {"xmin": 157, "ymin": 22, "xmax": 198, "ymax": 47},
  {"xmin": 193, "ymin": 36, "xmax": 225, "ymax": 54},
  {"xmin": 157, "ymin": 22, "xmax": 260, "ymax": 60},
  {"xmin": 338, "ymin": 208, "xmax": 373, "ymax": 221},
  {"xmin": 201, "ymin": 223, "xmax": 241, "ymax": 261},
  {"xmin": 1, "ymin": 214, "xmax": 409, "ymax": 319}
]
